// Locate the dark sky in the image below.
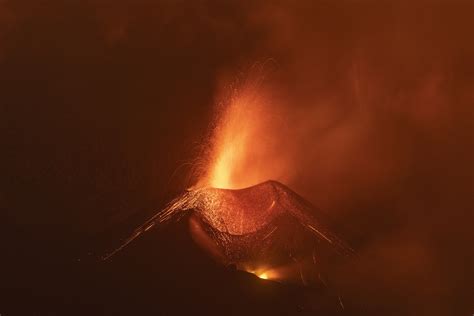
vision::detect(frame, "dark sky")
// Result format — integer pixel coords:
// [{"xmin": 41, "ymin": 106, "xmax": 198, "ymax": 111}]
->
[{"xmin": 1, "ymin": 1, "xmax": 473, "ymax": 315}]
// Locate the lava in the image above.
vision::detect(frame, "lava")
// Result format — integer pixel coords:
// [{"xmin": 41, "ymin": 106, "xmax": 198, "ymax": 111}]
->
[
  {"xmin": 105, "ymin": 71, "xmax": 353, "ymax": 285},
  {"xmin": 199, "ymin": 64, "xmax": 286, "ymax": 190},
  {"xmin": 111, "ymin": 181, "xmax": 353, "ymax": 251},
  {"xmin": 105, "ymin": 180, "xmax": 353, "ymax": 285},
  {"xmin": 257, "ymin": 272, "xmax": 268, "ymax": 280}
]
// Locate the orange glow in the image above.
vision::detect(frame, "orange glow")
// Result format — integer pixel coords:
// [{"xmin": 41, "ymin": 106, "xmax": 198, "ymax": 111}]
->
[
  {"xmin": 200, "ymin": 71, "xmax": 288, "ymax": 190},
  {"xmin": 207, "ymin": 91, "xmax": 258, "ymax": 189},
  {"xmin": 245, "ymin": 266, "xmax": 278, "ymax": 281}
]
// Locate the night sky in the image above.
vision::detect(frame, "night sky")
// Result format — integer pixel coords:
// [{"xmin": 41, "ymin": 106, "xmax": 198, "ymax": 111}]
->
[{"xmin": 1, "ymin": 1, "xmax": 473, "ymax": 315}]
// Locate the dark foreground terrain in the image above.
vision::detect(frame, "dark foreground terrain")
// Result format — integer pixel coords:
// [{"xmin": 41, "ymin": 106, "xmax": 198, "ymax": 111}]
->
[
  {"xmin": 1, "ymin": 216, "xmax": 353, "ymax": 315},
  {"xmin": 1, "ymin": 1, "xmax": 473, "ymax": 315}
]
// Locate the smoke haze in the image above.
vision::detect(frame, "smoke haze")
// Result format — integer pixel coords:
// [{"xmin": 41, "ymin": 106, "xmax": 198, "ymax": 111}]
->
[{"xmin": 1, "ymin": 0, "xmax": 472, "ymax": 314}]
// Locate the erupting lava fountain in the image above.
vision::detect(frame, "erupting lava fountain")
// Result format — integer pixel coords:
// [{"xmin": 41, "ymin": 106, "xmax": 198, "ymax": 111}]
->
[{"xmin": 105, "ymin": 69, "xmax": 354, "ymax": 285}]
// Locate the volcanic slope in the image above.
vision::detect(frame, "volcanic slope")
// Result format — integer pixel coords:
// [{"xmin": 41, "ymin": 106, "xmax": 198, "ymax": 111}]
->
[{"xmin": 105, "ymin": 181, "xmax": 353, "ymax": 282}]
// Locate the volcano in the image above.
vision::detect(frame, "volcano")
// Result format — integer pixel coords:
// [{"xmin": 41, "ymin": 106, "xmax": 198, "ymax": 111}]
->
[{"xmin": 106, "ymin": 180, "xmax": 353, "ymax": 285}]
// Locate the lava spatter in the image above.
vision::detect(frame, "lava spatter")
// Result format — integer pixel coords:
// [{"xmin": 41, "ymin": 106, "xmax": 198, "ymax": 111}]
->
[{"xmin": 104, "ymin": 180, "xmax": 353, "ymax": 284}]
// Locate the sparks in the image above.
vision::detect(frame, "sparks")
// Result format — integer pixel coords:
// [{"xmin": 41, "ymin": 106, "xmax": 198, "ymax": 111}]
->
[
  {"xmin": 200, "ymin": 66, "xmax": 281, "ymax": 190},
  {"xmin": 103, "ymin": 68, "xmax": 354, "ymax": 286}
]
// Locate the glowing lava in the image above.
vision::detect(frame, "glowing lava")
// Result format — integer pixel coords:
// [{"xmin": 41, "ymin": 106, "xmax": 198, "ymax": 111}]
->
[
  {"xmin": 204, "ymin": 81, "xmax": 264, "ymax": 189},
  {"xmin": 206, "ymin": 98, "xmax": 251, "ymax": 188},
  {"xmin": 200, "ymin": 70, "xmax": 286, "ymax": 190},
  {"xmin": 105, "ymin": 180, "xmax": 353, "ymax": 286},
  {"xmin": 104, "ymin": 71, "xmax": 354, "ymax": 286}
]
